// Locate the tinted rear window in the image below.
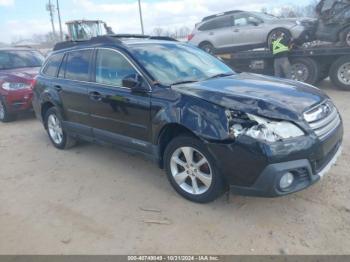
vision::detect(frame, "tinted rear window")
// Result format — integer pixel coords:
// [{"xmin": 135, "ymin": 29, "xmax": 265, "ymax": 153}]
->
[
  {"xmin": 42, "ymin": 53, "xmax": 64, "ymax": 77},
  {"xmin": 0, "ymin": 50, "xmax": 44, "ymax": 70},
  {"xmin": 199, "ymin": 15, "xmax": 233, "ymax": 31},
  {"xmin": 65, "ymin": 50, "xmax": 92, "ymax": 82}
]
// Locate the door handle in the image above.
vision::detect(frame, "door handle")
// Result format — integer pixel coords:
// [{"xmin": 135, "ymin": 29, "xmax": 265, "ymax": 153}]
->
[
  {"xmin": 89, "ymin": 91, "xmax": 103, "ymax": 101},
  {"xmin": 233, "ymin": 29, "xmax": 240, "ymax": 32},
  {"xmin": 209, "ymin": 32, "xmax": 214, "ymax": 36},
  {"xmin": 54, "ymin": 85, "xmax": 62, "ymax": 92}
]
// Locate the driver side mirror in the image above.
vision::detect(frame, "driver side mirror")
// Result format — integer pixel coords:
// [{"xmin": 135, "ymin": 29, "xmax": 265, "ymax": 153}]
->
[{"xmin": 122, "ymin": 74, "xmax": 147, "ymax": 92}]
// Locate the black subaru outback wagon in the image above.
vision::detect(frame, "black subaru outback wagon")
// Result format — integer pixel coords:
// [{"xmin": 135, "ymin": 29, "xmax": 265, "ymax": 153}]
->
[{"xmin": 32, "ymin": 35, "xmax": 343, "ymax": 203}]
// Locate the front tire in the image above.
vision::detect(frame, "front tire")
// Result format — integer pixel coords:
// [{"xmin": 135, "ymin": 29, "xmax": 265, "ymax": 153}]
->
[
  {"xmin": 267, "ymin": 28, "xmax": 291, "ymax": 49},
  {"xmin": 0, "ymin": 96, "xmax": 16, "ymax": 123},
  {"xmin": 340, "ymin": 27, "xmax": 350, "ymax": 47},
  {"xmin": 164, "ymin": 135, "xmax": 225, "ymax": 203},
  {"xmin": 44, "ymin": 107, "xmax": 76, "ymax": 149},
  {"xmin": 290, "ymin": 57, "xmax": 320, "ymax": 85},
  {"xmin": 330, "ymin": 55, "xmax": 350, "ymax": 91}
]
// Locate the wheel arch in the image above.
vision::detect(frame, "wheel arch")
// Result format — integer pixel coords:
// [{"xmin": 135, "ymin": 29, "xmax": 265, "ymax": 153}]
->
[
  {"xmin": 153, "ymin": 96, "xmax": 230, "ymax": 167},
  {"xmin": 199, "ymin": 40, "xmax": 213, "ymax": 47},
  {"xmin": 198, "ymin": 41, "xmax": 215, "ymax": 52},
  {"xmin": 41, "ymin": 101, "xmax": 55, "ymax": 123},
  {"xmin": 266, "ymin": 27, "xmax": 291, "ymax": 46},
  {"xmin": 156, "ymin": 123, "xmax": 199, "ymax": 168}
]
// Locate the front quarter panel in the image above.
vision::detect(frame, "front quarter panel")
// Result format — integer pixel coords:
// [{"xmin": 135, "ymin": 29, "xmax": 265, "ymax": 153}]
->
[{"xmin": 151, "ymin": 86, "xmax": 229, "ymax": 144}]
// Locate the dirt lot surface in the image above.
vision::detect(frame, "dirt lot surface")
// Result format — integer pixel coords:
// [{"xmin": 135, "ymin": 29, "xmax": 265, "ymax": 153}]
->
[{"xmin": 0, "ymin": 80, "xmax": 349, "ymax": 255}]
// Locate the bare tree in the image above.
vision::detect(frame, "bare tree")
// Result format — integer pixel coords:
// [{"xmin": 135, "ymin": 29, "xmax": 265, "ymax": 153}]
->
[
  {"xmin": 262, "ymin": 1, "xmax": 318, "ymax": 18},
  {"xmin": 152, "ymin": 26, "xmax": 191, "ymax": 39},
  {"xmin": 153, "ymin": 27, "xmax": 164, "ymax": 36},
  {"xmin": 178, "ymin": 26, "xmax": 191, "ymax": 38}
]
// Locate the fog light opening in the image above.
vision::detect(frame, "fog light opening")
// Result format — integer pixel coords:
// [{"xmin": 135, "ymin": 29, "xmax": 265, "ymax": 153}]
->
[{"xmin": 279, "ymin": 172, "xmax": 294, "ymax": 190}]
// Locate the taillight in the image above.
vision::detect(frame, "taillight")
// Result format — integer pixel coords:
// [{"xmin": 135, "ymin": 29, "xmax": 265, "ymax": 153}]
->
[
  {"xmin": 187, "ymin": 34, "xmax": 194, "ymax": 41},
  {"xmin": 30, "ymin": 77, "xmax": 37, "ymax": 90}
]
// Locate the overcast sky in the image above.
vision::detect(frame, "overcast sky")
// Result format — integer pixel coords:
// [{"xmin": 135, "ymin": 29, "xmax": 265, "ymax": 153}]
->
[{"xmin": 0, "ymin": 0, "xmax": 311, "ymax": 43}]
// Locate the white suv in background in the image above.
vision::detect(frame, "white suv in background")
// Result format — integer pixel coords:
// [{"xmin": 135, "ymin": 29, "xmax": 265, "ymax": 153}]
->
[{"xmin": 188, "ymin": 10, "xmax": 312, "ymax": 53}]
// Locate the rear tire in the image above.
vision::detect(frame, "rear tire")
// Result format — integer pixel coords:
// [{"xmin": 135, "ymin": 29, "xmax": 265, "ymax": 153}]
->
[
  {"xmin": 330, "ymin": 56, "xmax": 350, "ymax": 91},
  {"xmin": 290, "ymin": 57, "xmax": 320, "ymax": 85},
  {"xmin": 0, "ymin": 96, "xmax": 16, "ymax": 123},
  {"xmin": 340, "ymin": 27, "xmax": 350, "ymax": 47},
  {"xmin": 199, "ymin": 42, "xmax": 214, "ymax": 54},
  {"xmin": 44, "ymin": 107, "xmax": 76, "ymax": 149},
  {"xmin": 164, "ymin": 135, "xmax": 226, "ymax": 203}
]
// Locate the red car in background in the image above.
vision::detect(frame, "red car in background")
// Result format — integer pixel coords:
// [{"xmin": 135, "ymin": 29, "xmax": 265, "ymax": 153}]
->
[{"xmin": 0, "ymin": 48, "xmax": 44, "ymax": 122}]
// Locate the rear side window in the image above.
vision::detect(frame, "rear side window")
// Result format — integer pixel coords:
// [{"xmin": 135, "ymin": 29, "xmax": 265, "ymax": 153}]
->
[
  {"xmin": 65, "ymin": 50, "xmax": 92, "ymax": 82},
  {"xmin": 42, "ymin": 53, "xmax": 64, "ymax": 77},
  {"xmin": 95, "ymin": 49, "xmax": 137, "ymax": 87},
  {"xmin": 199, "ymin": 15, "xmax": 233, "ymax": 31}
]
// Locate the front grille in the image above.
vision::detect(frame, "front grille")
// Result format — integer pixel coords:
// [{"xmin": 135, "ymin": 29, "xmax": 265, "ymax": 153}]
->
[{"xmin": 304, "ymin": 100, "xmax": 341, "ymax": 140}]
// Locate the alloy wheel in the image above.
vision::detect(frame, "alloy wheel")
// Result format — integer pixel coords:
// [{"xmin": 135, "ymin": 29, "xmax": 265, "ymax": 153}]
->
[
  {"xmin": 47, "ymin": 114, "xmax": 63, "ymax": 144},
  {"xmin": 170, "ymin": 146, "xmax": 212, "ymax": 195},
  {"xmin": 346, "ymin": 32, "xmax": 350, "ymax": 47},
  {"xmin": 291, "ymin": 63, "xmax": 310, "ymax": 82},
  {"xmin": 337, "ymin": 62, "xmax": 350, "ymax": 85}
]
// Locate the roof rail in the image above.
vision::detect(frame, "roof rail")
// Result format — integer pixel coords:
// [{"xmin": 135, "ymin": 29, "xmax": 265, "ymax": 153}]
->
[
  {"xmin": 202, "ymin": 10, "xmax": 242, "ymax": 21},
  {"xmin": 53, "ymin": 34, "xmax": 178, "ymax": 51},
  {"xmin": 111, "ymin": 34, "xmax": 150, "ymax": 39},
  {"xmin": 53, "ymin": 35, "xmax": 123, "ymax": 51},
  {"xmin": 149, "ymin": 36, "xmax": 178, "ymax": 41},
  {"xmin": 111, "ymin": 34, "xmax": 178, "ymax": 42}
]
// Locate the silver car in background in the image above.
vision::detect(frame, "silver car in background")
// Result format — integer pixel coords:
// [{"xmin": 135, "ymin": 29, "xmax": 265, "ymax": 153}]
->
[{"xmin": 188, "ymin": 10, "xmax": 312, "ymax": 53}]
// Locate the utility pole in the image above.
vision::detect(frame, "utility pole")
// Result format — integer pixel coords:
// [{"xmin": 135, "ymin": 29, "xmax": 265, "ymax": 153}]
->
[
  {"xmin": 138, "ymin": 0, "xmax": 145, "ymax": 35},
  {"xmin": 56, "ymin": 0, "xmax": 63, "ymax": 41},
  {"xmin": 46, "ymin": 0, "xmax": 57, "ymax": 40}
]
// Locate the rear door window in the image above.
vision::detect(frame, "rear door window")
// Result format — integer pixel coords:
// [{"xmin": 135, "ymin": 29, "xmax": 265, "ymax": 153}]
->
[
  {"xmin": 42, "ymin": 53, "xmax": 64, "ymax": 77},
  {"xmin": 65, "ymin": 50, "xmax": 92, "ymax": 82},
  {"xmin": 199, "ymin": 16, "xmax": 233, "ymax": 31},
  {"xmin": 233, "ymin": 13, "xmax": 254, "ymax": 26}
]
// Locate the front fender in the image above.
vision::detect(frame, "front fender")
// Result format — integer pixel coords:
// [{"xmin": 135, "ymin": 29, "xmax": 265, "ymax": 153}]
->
[{"xmin": 151, "ymin": 87, "xmax": 229, "ymax": 144}]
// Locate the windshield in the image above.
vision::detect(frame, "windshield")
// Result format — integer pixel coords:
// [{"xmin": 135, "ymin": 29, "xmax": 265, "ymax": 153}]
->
[
  {"xmin": 129, "ymin": 43, "xmax": 234, "ymax": 86},
  {"xmin": 0, "ymin": 50, "xmax": 44, "ymax": 70}
]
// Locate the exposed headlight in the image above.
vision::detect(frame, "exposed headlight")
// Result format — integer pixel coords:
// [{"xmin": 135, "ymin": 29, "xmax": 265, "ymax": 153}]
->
[
  {"xmin": 226, "ymin": 110, "xmax": 304, "ymax": 142},
  {"xmin": 2, "ymin": 82, "xmax": 31, "ymax": 91},
  {"xmin": 296, "ymin": 20, "xmax": 301, "ymax": 25}
]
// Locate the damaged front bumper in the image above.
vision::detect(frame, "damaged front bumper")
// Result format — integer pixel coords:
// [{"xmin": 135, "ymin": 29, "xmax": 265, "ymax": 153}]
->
[{"xmin": 206, "ymin": 122, "xmax": 343, "ymax": 197}]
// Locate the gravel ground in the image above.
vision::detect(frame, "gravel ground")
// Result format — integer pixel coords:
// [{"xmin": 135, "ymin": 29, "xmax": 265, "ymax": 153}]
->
[{"xmin": 0, "ymin": 80, "xmax": 349, "ymax": 255}]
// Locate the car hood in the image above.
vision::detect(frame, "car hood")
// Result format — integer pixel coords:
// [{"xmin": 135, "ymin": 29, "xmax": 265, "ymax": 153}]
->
[
  {"xmin": 0, "ymin": 67, "xmax": 40, "ymax": 83},
  {"xmin": 269, "ymin": 17, "xmax": 314, "ymax": 25},
  {"xmin": 172, "ymin": 73, "xmax": 328, "ymax": 121}
]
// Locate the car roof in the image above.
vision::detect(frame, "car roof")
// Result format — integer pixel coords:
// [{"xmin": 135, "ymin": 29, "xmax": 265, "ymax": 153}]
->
[
  {"xmin": 201, "ymin": 10, "xmax": 243, "ymax": 22},
  {"xmin": 51, "ymin": 35, "xmax": 179, "ymax": 54}
]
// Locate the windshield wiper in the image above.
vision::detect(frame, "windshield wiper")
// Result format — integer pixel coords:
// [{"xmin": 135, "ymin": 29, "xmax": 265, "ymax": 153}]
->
[
  {"xmin": 171, "ymin": 80, "xmax": 198, "ymax": 86},
  {"xmin": 206, "ymin": 73, "xmax": 234, "ymax": 80}
]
